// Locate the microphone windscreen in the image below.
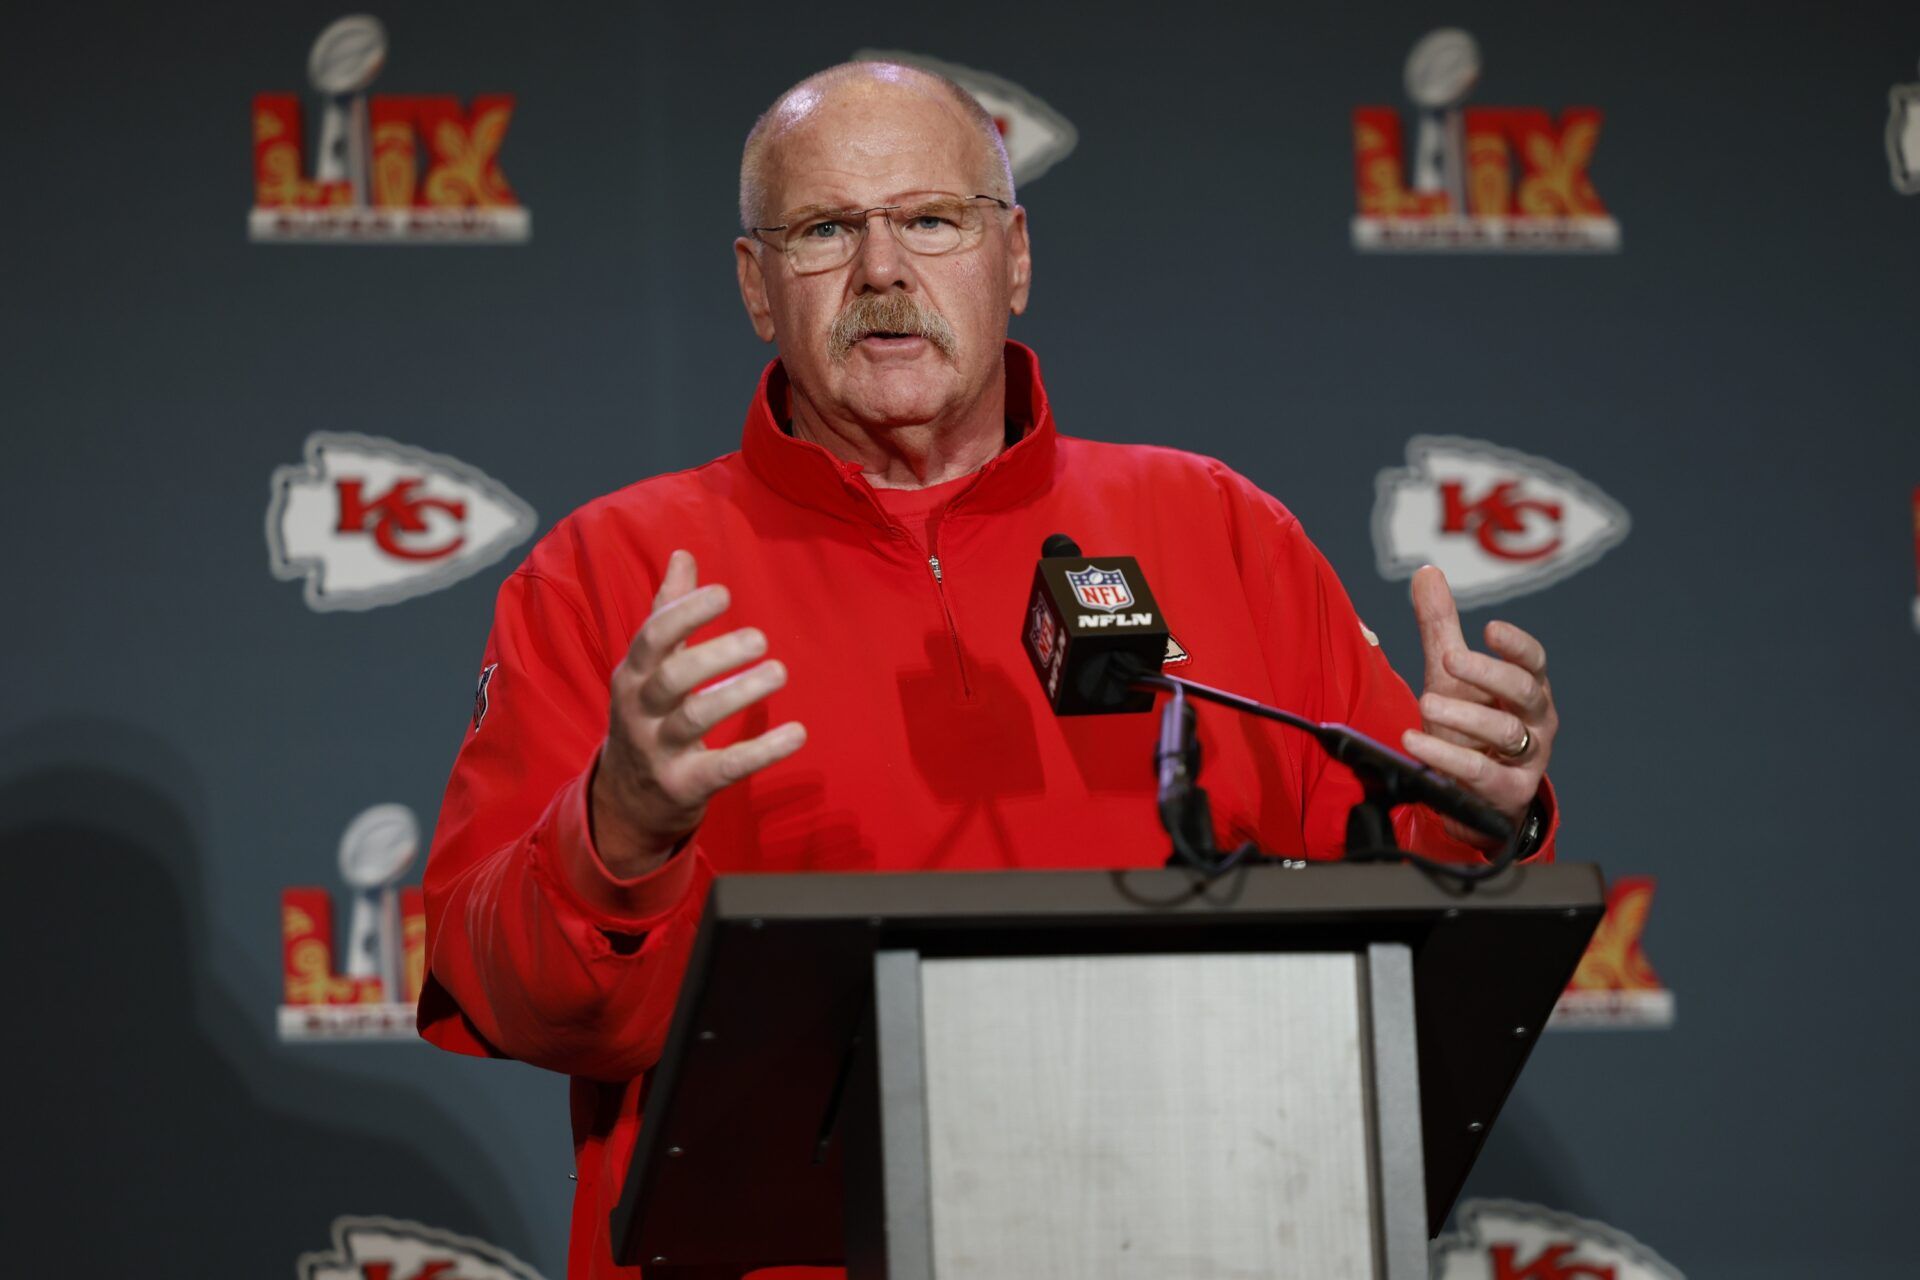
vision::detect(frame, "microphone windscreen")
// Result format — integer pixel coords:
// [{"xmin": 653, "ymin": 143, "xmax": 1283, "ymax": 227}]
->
[{"xmin": 1041, "ymin": 533, "xmax": 1081, "ymax": 559}]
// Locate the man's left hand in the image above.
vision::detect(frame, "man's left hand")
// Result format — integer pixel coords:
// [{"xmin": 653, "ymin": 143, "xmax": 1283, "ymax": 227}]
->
[{"xmin": 1399, "ymin": 565, "xmax": 1557, "ymax": 843}]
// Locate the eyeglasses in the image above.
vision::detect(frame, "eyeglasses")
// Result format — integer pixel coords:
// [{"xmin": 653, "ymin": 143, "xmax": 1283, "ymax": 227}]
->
[{"xmin": 752, "ymin": 194, "xmax": 1011, "ymax": 274}]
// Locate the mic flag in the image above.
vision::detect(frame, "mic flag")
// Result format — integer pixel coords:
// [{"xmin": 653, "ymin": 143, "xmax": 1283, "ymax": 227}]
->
[{"xmin": 1022, "ymin": 534, "xmax": 1169, "ymax": 714}]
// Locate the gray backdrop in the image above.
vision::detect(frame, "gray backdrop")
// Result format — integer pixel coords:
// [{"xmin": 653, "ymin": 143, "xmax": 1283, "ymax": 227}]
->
[{"xmin": 7, "ymin": 0, "xmax": 1918, "ymax": 1274}]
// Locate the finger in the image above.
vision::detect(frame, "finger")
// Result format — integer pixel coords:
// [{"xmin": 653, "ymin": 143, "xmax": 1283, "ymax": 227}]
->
[
  {"xmin": 653, "ymin": 549, "xmax": 698, "ymax": 610},
  {"xmin": 1442, "ymin": 649, "xmax": 1550, "ymax": 718},
  {"xmin": 1410, "ymin": 566, "xmax": 1469, "ymax": 680},
  {"xmin": 677, "ymin": 721, "xmax": 808, "ymax": 796},
  {"xmin": 1420, "ymin": 692, "xmax": 1529, "ymax": 756},
  {"xmin": 1400, "ymin": 728, "xmax": 1533, "ymax": 815},
  {"xmin": 658, "ymin": 659, "xmax": 788, "ymax": 746},
  {"xmin": 624, "ymin": 583, "xmax": 730, "ymax": 671},
  {"xmin": 1484, "ymin": 619, "xmax": 1547, "ymax": 678},
  {"xmin": 640, "ymin": 627, "xmax": 768, "ymax": 715}
]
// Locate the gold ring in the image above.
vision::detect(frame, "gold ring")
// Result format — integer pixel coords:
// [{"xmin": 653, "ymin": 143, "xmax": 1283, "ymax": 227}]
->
[{"xmin": 1498, "ymin": 726, "xmax": 1532, "ymax": 759}]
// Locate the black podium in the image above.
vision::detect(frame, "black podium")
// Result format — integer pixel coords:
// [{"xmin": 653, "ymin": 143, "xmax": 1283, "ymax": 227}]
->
[{"xmin": 611, "ymin": 862, "xmax": 1603, "ymax": 1279}]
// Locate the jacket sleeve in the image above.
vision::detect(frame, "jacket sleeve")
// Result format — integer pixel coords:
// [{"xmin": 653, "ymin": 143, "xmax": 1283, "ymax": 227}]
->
[
  {"xmin": 1220, "ymin": 469, "xmax": 1559, "ymax": 865},
  {"xmin": 417, "ymin": 566, "xmax": 713, "ymax": 1083}
]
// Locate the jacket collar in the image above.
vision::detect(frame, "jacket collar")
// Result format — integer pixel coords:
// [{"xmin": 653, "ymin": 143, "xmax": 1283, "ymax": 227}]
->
[{"xmin": 739, "ymin": 340, "xmax": 1059, "ymax": 527}]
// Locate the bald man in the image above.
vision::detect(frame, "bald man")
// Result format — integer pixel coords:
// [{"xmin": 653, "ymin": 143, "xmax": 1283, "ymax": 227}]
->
[{"xmin": 420, "ymin": 61, "xmax": 1562, "ymax": 1279}]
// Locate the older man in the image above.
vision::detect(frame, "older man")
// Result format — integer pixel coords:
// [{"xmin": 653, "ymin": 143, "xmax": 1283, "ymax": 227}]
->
[{"xmin": 421, "ymin": 61, "xmax": 1560, "ymax": 1279}]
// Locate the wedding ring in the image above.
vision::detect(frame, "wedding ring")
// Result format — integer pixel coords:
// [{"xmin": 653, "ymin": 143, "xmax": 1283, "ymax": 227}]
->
[{"xmin": 1498, "ymin": 726, "xmax": 1532, "ymax": 760}]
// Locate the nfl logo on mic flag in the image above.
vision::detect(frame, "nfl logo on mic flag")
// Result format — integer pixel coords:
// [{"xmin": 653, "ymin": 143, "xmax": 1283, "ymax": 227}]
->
[
  {"xmin": 1066, "ymin": 566, "xmax": 1136, "ymax": 612},
  {"xmin": 1025, "ymin": 554, "xmax": 1167, "ymax": 715}
]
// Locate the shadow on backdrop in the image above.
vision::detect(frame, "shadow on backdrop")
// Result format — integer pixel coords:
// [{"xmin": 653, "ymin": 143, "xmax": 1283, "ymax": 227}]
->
[
  {"xmin": 0, "ymin": 719, "xmax": 533, "ymax": 1273},
  {"xmin": 1456, "ymin": 1082, "xmax": 1602, "ymax": 1221}
]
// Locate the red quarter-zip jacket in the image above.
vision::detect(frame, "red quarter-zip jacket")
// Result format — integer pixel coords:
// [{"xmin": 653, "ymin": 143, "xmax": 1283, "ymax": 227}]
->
[{"xmin": 420, "ymin": 342, "xmax": 1557, "ymax": 1279}]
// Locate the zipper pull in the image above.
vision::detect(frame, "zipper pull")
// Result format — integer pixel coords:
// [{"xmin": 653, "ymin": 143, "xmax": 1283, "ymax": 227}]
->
[{"xmin": 928, "ymin": 556, "xmax": 943, "ymax": 583}]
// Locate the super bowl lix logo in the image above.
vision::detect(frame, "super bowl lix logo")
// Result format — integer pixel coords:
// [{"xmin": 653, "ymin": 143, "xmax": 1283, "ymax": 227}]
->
[
  {"xmin": 268, "ymin": 432, "xmax": 536, "ymax": 611},
  {"xmin": 280, "ymin": 804, "xmax": 425, "ymax": 1042},
  {"xmin": 1373, "ymin": 436, "xmax": 1629, "ymax": 609},
  {"xmin": 1354, "ymin": 29, "xmax": 1619, "ymax": 252},
  {"xmin": 852, "ymin": 49, "xmax": 1076, "ymax": 185},
  {"xmin": 1433, "ymin": 1200, "xmax": 1685, "ymax": 1280},
  {"xmin": 300, "ymin": 1216, "xmax": 548, "ymax": 1280},
  {"xmin": 252, "ymin": 15, "xmax": 530, "ymax": 242},
  {"xmin": 1549, "ymin": 876, "xmax": 1675, "ymax": 1031}
]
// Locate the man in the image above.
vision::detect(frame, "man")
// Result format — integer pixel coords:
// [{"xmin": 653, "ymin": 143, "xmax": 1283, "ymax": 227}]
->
[{"xmin": 420, "ymin": 62, "xmax": 1561, "ymax": 1280}]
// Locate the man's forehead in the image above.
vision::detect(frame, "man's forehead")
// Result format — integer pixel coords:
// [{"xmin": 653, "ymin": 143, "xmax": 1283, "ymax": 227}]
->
[{"xmin": 761, "ymin": 79, "xmax": 984, "ymax": 210}]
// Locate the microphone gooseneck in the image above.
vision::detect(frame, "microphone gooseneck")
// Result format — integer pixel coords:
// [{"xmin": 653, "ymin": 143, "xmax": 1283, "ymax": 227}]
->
[{"xmin": 1019, "ymin": 530, "xmax": 1527, "ymax": 884}]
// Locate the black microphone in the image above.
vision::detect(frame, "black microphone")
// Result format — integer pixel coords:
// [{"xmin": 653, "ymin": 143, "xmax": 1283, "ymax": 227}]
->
[
  {"xmin": 1021, "ymin": 533, "xmax": 1169, "ymax": 714},
  {"xmin": 1016, "ymin": 532, "xmax": 1515, "ymax": 847},
  {"xmin": 1313, "ymin": 720, "xmax": 1515, "ymax": 844}
]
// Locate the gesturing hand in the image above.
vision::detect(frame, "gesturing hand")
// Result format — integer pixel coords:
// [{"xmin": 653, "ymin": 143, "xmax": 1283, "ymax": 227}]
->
[
  {"xmin": 589, "ymin": 549, "xmax": 807, "ymax": 877},
  {"xmin": 1399, "ymin": 565, "xmax": 1557, "ymax": 844}
]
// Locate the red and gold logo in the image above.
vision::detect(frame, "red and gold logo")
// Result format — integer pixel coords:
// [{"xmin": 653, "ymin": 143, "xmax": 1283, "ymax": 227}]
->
[
  {"xmin": 251, "ymin": 15, "xmax": 529, "ymax": 243},
  {"xmin": 1353, "ymin": 28, "xmax": 1618, "ymax": 253},
  {"xmin": 1549, "ymin": 876, "xmax": 1675, "ymax": 1030},
  {"xmin": 279, "ymin": 804, "xmax": 426, "ymax": 1041}
]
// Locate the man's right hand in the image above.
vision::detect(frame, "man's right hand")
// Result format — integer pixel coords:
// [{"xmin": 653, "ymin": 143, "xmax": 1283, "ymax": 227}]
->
[{"xmin": 589, "ymin": 549, "xmax": 807, "ymax": 878}]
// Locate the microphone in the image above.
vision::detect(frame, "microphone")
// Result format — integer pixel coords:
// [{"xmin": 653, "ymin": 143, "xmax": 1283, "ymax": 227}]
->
[
  {"xmin": 1021, "ymin": 533, "xmax": 1169, "ymax": 714},
  {"xmin": 1017, "ymin": 532, "xmax": 1516, "ymax": 847}
]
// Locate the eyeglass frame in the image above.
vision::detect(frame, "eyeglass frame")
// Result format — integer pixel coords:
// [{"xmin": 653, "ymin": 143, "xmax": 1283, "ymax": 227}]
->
[{"xmin": 749, "ymin": 193, "xmax": 1013, "ymax": 271}]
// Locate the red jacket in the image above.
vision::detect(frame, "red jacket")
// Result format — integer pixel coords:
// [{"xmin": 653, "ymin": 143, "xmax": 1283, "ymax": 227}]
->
[{"xmin": 420, "ymin": 342, "xmax": 1556, "ymax": 1279}]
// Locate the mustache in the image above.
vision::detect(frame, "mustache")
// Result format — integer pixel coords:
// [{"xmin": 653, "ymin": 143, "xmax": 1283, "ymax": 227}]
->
[{"xmin": 827, "ymin": 293, "xmax": 959, "ymax": 361}]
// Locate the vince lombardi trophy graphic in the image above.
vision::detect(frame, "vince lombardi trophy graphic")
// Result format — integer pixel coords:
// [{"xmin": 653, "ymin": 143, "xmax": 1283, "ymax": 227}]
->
[
  {"xmin": 308, "ymin": 14, "xmax": 388, "ymax": 206},
  {"xmin": 338, "ymin": 803, "xmax": 419, "ymax": 1003},
  {"xmin": 1404, "ymin": 28, "xmax": 1481, "ymax": 216}
]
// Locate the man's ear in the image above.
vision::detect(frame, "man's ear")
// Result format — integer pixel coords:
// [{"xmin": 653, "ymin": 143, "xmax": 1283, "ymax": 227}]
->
[
  {"xmin": 1006, "ymin": 206, "xmax": 1033, "ymax": 317},
  {"xmin": 735, "ymin": 238, "xmax": 777, "ymax": 342}
]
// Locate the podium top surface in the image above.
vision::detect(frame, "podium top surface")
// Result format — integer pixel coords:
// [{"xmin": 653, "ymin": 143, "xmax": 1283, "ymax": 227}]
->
[
  {"xmin": 707, "ymin": 860, "xmax": 1601, "ymax": 924},
  {"xmin": 614, "ymin": 861, "xmax": 1605, "ymax": 1272}
]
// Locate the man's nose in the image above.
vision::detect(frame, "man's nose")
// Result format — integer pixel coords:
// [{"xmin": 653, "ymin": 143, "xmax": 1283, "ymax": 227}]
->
[{"xmin": 850, "ymin": 210, "xmax": 913, "ymax": 293}]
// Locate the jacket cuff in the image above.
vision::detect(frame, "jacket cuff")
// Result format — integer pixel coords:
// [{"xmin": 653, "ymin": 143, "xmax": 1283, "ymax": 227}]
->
[
  {"xmin": 1462, "ymin": 775, "xmax": 1558, "ymax": 865},
  {"xmin": 542, "ymin": 759, "xmax": 700, "ymax": 927}
]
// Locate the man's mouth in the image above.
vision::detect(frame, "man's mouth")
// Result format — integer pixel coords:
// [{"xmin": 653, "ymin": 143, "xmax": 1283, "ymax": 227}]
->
[{"xmin": 828, "ymin": 301, "xmax": 955, "ymax": 359}]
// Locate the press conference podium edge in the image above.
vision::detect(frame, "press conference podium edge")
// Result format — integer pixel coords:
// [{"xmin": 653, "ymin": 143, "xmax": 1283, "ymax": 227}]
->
[{"xmin": 610, "ymin": 862, "xmax": 1604, "ymax": 1278}]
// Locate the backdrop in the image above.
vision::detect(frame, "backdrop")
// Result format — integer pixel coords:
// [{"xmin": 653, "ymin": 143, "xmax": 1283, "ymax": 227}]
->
[{"xmin": 7, "ymin": 1, "xmax": 1919, "ymax": 1275}]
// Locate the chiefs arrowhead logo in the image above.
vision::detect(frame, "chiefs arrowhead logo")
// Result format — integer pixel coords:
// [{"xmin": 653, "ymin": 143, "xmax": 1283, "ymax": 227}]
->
[
  {"xmin": 267, "ymin": 432, "xmax": 536, "ymax": 611},
  {"xmin": 298, "ymin": 1216, "xmax": 548, "ymax": 1280},
  {"xmin": 853, "ymin": 49, "xmax": 1077, "ymax": 184},
  {"xmin": 1373, "ymin": 435, "xmax": 1629, "ymax": 608},
  {"xmin": 1889, "ymin": 61, "xmax": 1920, "ymax": 195},
  {"xmin": 1433, "ymin": 1200, "xmax": 1684, "ymax": 1279}
]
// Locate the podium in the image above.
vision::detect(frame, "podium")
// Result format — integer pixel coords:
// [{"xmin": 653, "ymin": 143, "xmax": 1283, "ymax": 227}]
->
[{"xmin": 611, "ymin": 862, "xmax": 1603, "ymax": 1279}]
